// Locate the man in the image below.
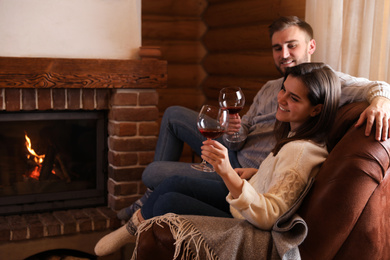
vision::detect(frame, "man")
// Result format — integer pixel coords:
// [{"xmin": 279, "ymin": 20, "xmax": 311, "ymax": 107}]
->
[{"xmin": 117, "ymin": 16, "xmax": 390, "ymax": 221}]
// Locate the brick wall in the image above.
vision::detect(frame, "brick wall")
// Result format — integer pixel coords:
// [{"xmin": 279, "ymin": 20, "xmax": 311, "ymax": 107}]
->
[{"xmin": 107, "ymin": 89, "xmax": 160, "ymax": 210}]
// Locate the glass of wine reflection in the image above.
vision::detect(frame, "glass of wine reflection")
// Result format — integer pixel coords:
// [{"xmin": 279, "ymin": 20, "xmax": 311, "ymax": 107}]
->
[
  {"xmin": 191, "ymin": 105, "xmax": 229, "ymax": 172},
  {"xmin": 219, "ymin": 87, "xmax": 245, "ymax": 142}
]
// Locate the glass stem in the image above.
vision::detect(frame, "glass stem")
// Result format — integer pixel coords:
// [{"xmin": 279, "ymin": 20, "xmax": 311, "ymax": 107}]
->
[{"xmin": 200, "ymin": 138, "xmax": 211, "ymax": 165}]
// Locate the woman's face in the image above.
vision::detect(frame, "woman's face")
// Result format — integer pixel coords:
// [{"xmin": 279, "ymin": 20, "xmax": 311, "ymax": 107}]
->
[{"xmin": 276, "ymin": 75, "xmax": 322, "ymax": 131}]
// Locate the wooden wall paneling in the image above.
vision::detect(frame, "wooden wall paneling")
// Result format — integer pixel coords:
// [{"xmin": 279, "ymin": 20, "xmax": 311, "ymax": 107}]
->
[
  {"xmin": 159, "ymin": 63, "xmax": 206, "ymax": 115},
  {"xmin": 202, "ymin": 75, "xmax": 272, "ymax": 106},
  {"xmin": 142, "ymin": 0, "xmax": 208, "ymax": 114},
  {"xmin": 204, "ymin": 0, "xmax": 306, "ymax": 28},
  {"xmin": 142, "ymin": 0, "xmax": 208, "ymax": 162},
  {"xmin": 203, "ymin": 51, "xmax": 279, "ymax": 78},
  {"xmin": 201, "ymin": 0, "xmax": 306, "ymax": 105},
  {"xmin": 167, "ymin": 64, "xmax": 207, "ymax": 89},
  {"xmin": 141, "ymin": 0, "xmax": 306, "ymax": 162},
  {"xmin": 157, "ymin": 88, "xmax": 206, "ymax": 112},
  {"xmin": 207, "ymin": 0, "xmax": 233, "ymax": 4},
  {"xmin": 203, "ymin": 24, "xmax": 271, "ymax": 52},
  {"xmin": 203, "ymin": 0, "xmax": 278, "ymax": 28},
  {"xmin": 142, "ymin": 39, "xmax": 206, "ymax": 64},
  {"xmin": 142, "ymin": 0, "xmax": 207, "ymax": 16},
  {"xmin": 142, "ymin": 15, "xmax": 206, "ymax": 41},
  {"xmin": 279, "ymin": 0, "xmax": 306, "ymax": 18}
]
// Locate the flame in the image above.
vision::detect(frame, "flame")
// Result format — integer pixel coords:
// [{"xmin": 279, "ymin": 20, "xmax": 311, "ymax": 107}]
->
[
  {"xmin": 25, "ymin": 134, "xmax": 45, "ymax": 164},
  {"xmin": 25, "ymin": 133, "xmax": 55, "ymax": 180},
  {"xmin": 30, "ymin": 166, "xmax": 41, "ymax": 180}
]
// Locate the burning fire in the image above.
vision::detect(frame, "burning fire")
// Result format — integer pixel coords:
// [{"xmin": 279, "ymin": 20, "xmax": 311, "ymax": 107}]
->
[
  {"xmin": 25, "ymin": 134, "xmax": 45, "ymax": 164},
  {"xmin": 25, "ymin": 133, "xmax": 55, "ymax": 180}
]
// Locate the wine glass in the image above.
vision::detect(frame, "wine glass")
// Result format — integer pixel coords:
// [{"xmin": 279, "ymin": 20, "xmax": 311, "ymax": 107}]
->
[
  {"xmin": 191, "ymin": 105, "xmax": 229, "ymax": 172},
  {"xmin": 219, "ymin": 87, "xmax": 245, "ymax": 142}
]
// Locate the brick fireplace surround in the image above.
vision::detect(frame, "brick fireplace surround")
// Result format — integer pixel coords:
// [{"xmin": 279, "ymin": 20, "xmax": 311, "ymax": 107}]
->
[{"xmin": 0, "ymin": 50, "xmax": 167, "ymax": 259}]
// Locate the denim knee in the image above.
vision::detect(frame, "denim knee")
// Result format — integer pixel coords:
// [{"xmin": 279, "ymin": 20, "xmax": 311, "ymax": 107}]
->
[
  {"xmin": 152, "ymin": 192, "xmax": 181, "ymax": 216},
  {"xmin": 142, "ymin": 161, "xmax": 161, "ymax": 189},
  {"xmin": 164, "ymin": 106, "xmax": 188, "ymax": 118},
  {"xmin": 161, "ymin": 106, "xmax": 188, "ymax": 126},
  {"xmin": 142, "ymin": 162, "xmax": 186, "ymax": 188}
]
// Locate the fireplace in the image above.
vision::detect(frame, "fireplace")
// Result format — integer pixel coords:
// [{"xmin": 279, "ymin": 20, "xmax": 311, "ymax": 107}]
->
[
  {"xmin": 0, "ymin": 110, "xmax": 107, "ymax": 215},
  {"xmin": 0, "ymin": 53, "xmax": 167, "ymax": 259}
]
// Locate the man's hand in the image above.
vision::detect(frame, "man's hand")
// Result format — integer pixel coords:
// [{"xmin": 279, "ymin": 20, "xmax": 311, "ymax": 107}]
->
[
  {"xmin": 355, "ymin": 96, "xmax": 390, "ymax": 141},
  {"xmin": 226, "ymin": 114, "xmax": 241, "ymax": 135}
]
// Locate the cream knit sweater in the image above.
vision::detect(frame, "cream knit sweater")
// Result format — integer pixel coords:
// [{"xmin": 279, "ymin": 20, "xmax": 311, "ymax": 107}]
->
[{"xmin": 227, "ymin": 139, "xmax": 328, "ymax": 230}]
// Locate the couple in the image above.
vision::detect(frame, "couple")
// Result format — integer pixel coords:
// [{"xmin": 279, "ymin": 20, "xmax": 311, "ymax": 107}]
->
[
  {"xmin": 96, "ymin": 62, "xmax": 340, "ymax": 255},
  {"xmin": 119, "ymin": 15, "xmax": 390, "ymax": 221},
  {"xmin": 95, "ymin": 16, "xmax": 390, "ymax": 255}
]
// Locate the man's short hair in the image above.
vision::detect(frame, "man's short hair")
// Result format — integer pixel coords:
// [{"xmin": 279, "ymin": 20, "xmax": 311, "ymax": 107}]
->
[{"xmin": 268, "ymin": 16, "xmax": 314, "ymax": 40}]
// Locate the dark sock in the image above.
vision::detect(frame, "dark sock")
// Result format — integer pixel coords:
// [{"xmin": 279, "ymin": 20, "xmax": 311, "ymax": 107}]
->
[{"xmin": 117, "ymin": 188, "xmax": 153, "ymax": 221}]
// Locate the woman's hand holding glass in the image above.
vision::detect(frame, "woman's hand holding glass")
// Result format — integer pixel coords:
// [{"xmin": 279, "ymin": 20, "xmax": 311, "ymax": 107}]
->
[
  {"xmin": 201, "ymin": 139, "xmax": 246, "ymax": 199},
  {"xmin": 191, "ymin": 105, "xmax": 229, "ymax": 172},
  {"xmin": 200, "ymin": 139, "xmax": 233, "ymax": 176},
  {"xmin": 202, "ymin": 142, "xmax": 257, "ymax": 180}
]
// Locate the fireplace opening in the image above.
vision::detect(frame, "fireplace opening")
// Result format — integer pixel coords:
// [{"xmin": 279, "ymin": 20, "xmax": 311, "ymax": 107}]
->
[
  {"xmin": 25, "ymin": 249, "xmax": 97, "ymax": 260},
  {"xmin": 0, "ymin": 110, "xmax": 108, "ymax": 215}
]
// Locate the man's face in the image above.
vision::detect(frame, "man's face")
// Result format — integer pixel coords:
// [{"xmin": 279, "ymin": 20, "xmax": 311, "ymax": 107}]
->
[{"xmin": 271, "ymin": 26, "xmax": 316, "ymax": 75}]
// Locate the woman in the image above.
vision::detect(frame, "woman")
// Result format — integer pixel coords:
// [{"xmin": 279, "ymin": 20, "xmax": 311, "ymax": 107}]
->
[{"xmin": 95, "ymin": 62, "xmax": 341, "ymax": 255}]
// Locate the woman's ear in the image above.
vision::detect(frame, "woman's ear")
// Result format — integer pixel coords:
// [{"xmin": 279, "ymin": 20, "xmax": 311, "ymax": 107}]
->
[{"xmin": 310, "ymin": 104, "xmax": 323, "ymax": 117}]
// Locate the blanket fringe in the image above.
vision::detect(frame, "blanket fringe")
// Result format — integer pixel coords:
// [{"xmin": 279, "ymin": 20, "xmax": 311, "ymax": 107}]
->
[{"xmin": 131, "ymin": 213, "xmax": 219, "ymax": 260}]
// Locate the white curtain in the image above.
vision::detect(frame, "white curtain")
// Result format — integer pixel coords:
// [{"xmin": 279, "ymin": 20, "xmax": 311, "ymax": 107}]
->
[{"xmin": 305, "ymin": 0, "xmax": 390, "ymax": 82}]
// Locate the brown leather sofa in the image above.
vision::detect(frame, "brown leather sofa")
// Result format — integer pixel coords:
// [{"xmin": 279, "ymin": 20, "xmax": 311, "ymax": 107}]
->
[{"xmin": 134, "ymin": 102, "xmax": 390, "ymax": 260}]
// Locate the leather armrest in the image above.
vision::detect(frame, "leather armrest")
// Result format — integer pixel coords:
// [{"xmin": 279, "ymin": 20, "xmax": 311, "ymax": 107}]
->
[{"xmin": 136, "ymin": 222, "xmax": 176, "ymax": 260}]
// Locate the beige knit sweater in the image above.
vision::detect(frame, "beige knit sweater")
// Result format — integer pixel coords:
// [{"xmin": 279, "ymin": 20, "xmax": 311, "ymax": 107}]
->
[{"xmin": 227, "ymin": 139, "xmax": 328, "ymax": 230}]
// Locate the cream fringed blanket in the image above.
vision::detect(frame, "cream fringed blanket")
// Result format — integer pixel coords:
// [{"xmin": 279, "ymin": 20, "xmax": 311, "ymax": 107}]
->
[
  {"xmin": 130, "ymin": 178, "xmax": 313, "ymax": 260},
  {"xmin": 131, "ymin": 213, "xmax": 281, "ymax": 260},
  {"xmin": 131, "ymin": 212, "xmax": 307, "ymax": 260}
]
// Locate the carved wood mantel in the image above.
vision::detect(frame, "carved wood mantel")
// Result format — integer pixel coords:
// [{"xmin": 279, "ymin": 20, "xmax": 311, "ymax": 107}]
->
[{"xmin": 0, "ymin": 56, "xmax": 167, "ymax": 89}]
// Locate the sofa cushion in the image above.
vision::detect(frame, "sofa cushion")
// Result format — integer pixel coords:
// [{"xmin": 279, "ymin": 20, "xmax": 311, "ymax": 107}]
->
[{"xmin": 327, "ymin": 101, "xmax": 368, "ymax": 151}]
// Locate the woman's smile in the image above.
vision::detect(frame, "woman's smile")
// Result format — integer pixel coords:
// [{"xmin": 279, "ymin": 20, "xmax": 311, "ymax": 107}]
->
[{"xmin": 278, "ymin": 105, "xmax": 289, "ymax": 112}]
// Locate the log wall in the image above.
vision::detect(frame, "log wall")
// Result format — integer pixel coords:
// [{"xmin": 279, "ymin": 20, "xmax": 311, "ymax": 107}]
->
[
  {"xmin": 142, "ymin": 0, "xmax": 306, "ymax": 112},
  {"xmin": 141, "ymin": 0, "xmax": 306, "ymax": 161},
  {"xmin": 203, "ymin": 0, "xmax": 306, "ymax": 110},
  {"xmin": 142, "ymin": 0, "xmax": 208, "ymax": 114}
]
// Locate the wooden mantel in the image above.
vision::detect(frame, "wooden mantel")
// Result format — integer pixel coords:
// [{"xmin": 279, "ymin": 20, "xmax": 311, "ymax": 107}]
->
[{"xmin": 0, "ymin": 56, "xmax": 167, "ymax": 89}]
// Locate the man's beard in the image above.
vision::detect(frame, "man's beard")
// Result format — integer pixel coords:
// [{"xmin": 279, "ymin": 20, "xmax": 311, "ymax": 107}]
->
[{"xmin": 275, "ymin": 53, "xmax": 310, "ymax": 76}]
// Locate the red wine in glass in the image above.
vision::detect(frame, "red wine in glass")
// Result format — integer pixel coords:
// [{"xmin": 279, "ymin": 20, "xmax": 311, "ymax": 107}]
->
[
  {"xmin": 225, "ymin": 106, "xmax": 244, "ymax": 115},
  {"xmin": 219, "ymin": 87, "xmax": 245, "ymax": 142},
  {"xmin": 199, "ymin": 128, "xmax": 226, "ymax": 139},
  {"xmin": 191, "ymin": 105, "xmax": 229, "ymax": 172}
]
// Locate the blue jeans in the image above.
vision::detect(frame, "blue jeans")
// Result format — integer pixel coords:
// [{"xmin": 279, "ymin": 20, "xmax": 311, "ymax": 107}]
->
[
  {"xmin": 143, "ymin": 106, "xmax": 242, "ymax": 189},
  {"xmin": 141, "ymin": 175, "xmax": 233, "ymax": 220},
  {"xmin": 153, "ymin": 106, "xmax": 203, "ymax": 161}
]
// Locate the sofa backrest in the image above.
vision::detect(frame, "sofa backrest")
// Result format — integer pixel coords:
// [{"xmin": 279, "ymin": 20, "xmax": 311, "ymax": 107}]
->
[{"xmin": 298, "ymin": 102, "xmax": 390, "ymax": 259}]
